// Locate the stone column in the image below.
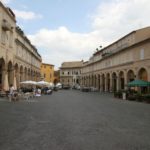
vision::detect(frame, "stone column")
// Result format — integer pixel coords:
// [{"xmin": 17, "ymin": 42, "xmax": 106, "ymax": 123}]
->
[
  {"xmin": 15, "ymin": 70, "xmax": 20, "ymax": 89},
  {"xmin": 116, "ymin": 74, "xmax": 120, "ymax": 92},
  {"xmin": 96, "ymin": 75, "xmax": 98, "ymax": 89},
  {"xmin": 100, "ymin": 75, "xmax": 103, "ymax": 92},
  {"xmin": 20, "ymin": 71, "xmax": 24, "ymax": 82},
  {"xmin": 124, "ymin": 71, "xmax": 128, "ymax": 90},
  {"xmin": 2, "ymin": 65, "xmax": 7, "ymax": 90},
  {"xmin": 110, "ymin": 73, "xmax": 113, "ymax": 92},
  {"xmin": 105, "ymin": 76, "xmax": 107, "ymax": 92},
  {"xmin": 89, "ymin": 76, "xmax": 91, "ymax": 87},
  {"xmin": 9, "ymin": 66, "xmax": 15, "ymax": 86},
  {"xmin": 98, "ymin": 75, "xmax": 100, "ymax": 91}
]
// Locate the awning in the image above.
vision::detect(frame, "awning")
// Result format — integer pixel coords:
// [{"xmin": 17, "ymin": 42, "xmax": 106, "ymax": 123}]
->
[{"xmin": 127, "ymin": 79, "xmax": 150, "ymax": 87}]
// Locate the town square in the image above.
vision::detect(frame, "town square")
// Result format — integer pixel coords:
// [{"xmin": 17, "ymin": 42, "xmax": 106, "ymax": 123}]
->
[
  {"xmin": 0, "ymin": 90, "xmax": 150, "ymax": 150},
  {"xmin": 0, "ymin": 0, "xmax": 150, "ymax": 149}
]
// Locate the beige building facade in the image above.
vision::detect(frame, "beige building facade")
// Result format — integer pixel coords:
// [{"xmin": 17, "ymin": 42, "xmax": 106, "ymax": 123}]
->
[
  {"xmin": 0, "ymin": 2, "xmax": 41, "ymax": 91},
  {"xmin": 60, "ymin": 61, "xmax": 83, "ymax": 87},
  {"xmin": 41, "ymin": 63, "xmax": 54, "ymax": 83},
  {"xmin": 82, "ymin": 27, "xmax": 150, "ymax": 92}
]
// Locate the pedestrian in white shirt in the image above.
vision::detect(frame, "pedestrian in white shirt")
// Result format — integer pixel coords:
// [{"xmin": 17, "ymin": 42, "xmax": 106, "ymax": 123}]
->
[{"xmin": 9, "ymin": 84, "xmax": 14, "ymax": 102}]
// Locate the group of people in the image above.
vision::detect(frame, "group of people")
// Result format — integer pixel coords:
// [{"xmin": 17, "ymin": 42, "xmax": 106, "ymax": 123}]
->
[{"xmin": 8, "ymin": 85, "xmax": 53, "ymax": 102}]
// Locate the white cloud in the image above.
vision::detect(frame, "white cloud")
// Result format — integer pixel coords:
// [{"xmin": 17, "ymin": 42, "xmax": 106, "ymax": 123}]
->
[
  {"xmin": 0, "ymin": 0, "xmax": 12, "ymax": 4},
  {"xmin": 28, "ymin": 27, "xmax": 105, "ymax": 68},
  {"xmin": 13, "ymin": 9, "xmax": 42, "ymax": 20},
  {"xmin": 91, "ymin": 0, "xmax": 150, "ymax": 42},
  {"xmin": 28, "ymin": 0, "xmax": 150, "ymax": 69}
]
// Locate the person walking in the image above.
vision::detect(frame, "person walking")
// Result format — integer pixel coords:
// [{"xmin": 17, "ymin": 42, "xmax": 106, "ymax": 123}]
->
[{"xmin": 9, "ymin": 84, "xmax": 14, "ymax": 102}]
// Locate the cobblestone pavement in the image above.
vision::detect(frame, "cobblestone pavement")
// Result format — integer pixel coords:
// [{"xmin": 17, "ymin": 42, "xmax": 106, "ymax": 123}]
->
[{"xmin": 0, "ymin": 90, "xmax": 150, "ymax": 150}]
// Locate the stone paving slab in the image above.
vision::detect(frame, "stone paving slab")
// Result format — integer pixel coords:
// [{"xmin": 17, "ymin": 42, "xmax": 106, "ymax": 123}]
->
[{"xmin": 0, "ymin": 90, "xmax": 150, "ymax": 150}]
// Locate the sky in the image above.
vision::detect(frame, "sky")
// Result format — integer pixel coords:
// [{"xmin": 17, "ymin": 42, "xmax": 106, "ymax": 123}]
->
[{"xmin": 1, "ymin": 0, "xmax": 150, "ymax": 69}]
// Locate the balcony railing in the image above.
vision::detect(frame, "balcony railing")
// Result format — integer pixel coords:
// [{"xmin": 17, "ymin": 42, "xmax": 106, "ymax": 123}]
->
[{"xmin": 2, "ymin": 19, "xmax": 12, "ymax": 31}]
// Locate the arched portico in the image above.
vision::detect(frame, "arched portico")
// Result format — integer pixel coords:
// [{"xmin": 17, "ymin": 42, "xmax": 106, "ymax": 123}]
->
[
  {"xmin": 138, "ymin": 68, "xmax": 148, "ymax": 81},
  {"xmin": 20, "ymin": 66, "xmax": 24, "ymax": 82},
  {"xmin": 0, "ymin": 58, "xmax": 6, "ymax": 90},
  {"xmin": 127, "ymin": 70, "xmax": 135, "ymax": 82},
  {"xmin": 112, "ymin": 72, "xmax": 117, "ymax": 92},
  {"xmin": 119, "ymin": 71, "xmax": 125, "ymax": 90},
  {"xmin": 106, "ymin": 73, "xmax": 110, "ymax": 92},
  {"xmin": 14, "ymin": 63, "xmax": 19, "ymax": 88},
  {"xmin": 24, "ymin": 67, "xmax": 27, "ymax": 81},
  {"xmin": 102, "ymin": 74, "xmax": 105, "ymax": 92},
  {"xmin": 98, "ymin": 74, "xmax": 100, "ymax": 90},
  {"xmin": 8, "ymin": 61, "xmax": 13, "ymax": 86}
]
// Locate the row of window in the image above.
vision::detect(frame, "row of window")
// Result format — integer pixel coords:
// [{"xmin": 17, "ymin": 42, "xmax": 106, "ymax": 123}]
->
[
  {"xmin": 16, "ymin": 44, "xmax": 40, "ymax": 68},
  {"xmin": 83, "ymin": 49, "xmax": 145, "ymax": 73},
  {"xmin": 61, "ymin": 79, "xmax": 80, "ymax": 83},
  {"xmin": 61, "ymin": 70, "xmax": 81, "ymax": 75},
  {"xmin": 43, "ymin": 73, "xmax": 53, "ymax": 78},
  {"xmin": 41, "ymin": 65, "xmax": 53, "ymax": 69}
]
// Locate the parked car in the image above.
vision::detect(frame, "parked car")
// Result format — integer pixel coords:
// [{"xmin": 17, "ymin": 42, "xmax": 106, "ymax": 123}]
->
[
  {"xmin": 63, "ymin": 85, "xmax": 70, "ymax": 89},
  {"xmin": 56, "ymin": 83, "xmax": 62, "ymax": 89}
]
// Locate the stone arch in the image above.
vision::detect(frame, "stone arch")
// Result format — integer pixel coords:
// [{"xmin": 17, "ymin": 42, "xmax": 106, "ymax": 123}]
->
[
  {"xmin": 106, "ymin": 73, "xmax": 110, "ymax": 92},
  {"xmin": 87, "ymin": 75, "xmax": 90, "ymax": 87},
  {"xmin": 24, "ymin": 67, "xmax": 27, "ymax": 81},
  {"xmin": 94, "ymin": 74, "xmax": 97, "ymax": 88},
  {"xmin": 14, "ymin": 63, "xmax": 19, "ymax": 88},
  {"xmin": 91, "ymin": 75, "xmax": 94, "ymax": 87},
  {"xmin": 8, "ymin": 61, "xmax": 13, "ymax": 86},
  {"xmin": 102, "ymin": 73, "xmax": 105, "ymax": 92},
  {"xmin": 86, "ymin": 76, "xmax": 88, "ymax": 86},
  {"xmin": 31, "ymin": 70, "xmax": 33, "ymax": 80},
  {"xmin": 0, "ymin": 58, "xmax": 6, "ymax": 89},
  {"xmin": 20, "ymin": 65, "xmax": 24, "ymax": 82},
  {"xmin": 97, "ymin": 74, "xmax": 100, "ymax": 90},
  {"xmin": 119, "ymin": 71, "xmax": 125, "ymax": 90},
  {"xmin": 138, "ymin": 68, "xmax": 148, "ymax": 81},
  {"xmin": 112, "ymin": 72, "xmax": 117, "ymax": 92},
  {"xmin": 34, "ymin": 71, "xmax": 37, "ymax": 81},
  {"xmin": 127, "ymin": 70, "xmax": 135, "ymax": 82},
  {"xmin": 28, "ymin": 68, "xmax": 31, "ymax": 80},
  {"xmin": 138, "ymin": 68, "xmax": 149, "ymax": 93}
]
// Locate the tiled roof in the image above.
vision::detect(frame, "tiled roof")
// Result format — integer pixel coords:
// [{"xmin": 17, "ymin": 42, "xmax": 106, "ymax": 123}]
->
[{"xmin": 61, "ymin": 61, "xmax": 83, "ymax": 68}]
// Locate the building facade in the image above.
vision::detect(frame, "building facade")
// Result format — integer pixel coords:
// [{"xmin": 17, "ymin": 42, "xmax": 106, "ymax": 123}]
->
[
  {"xmin": 0, "ymin": 2, "xmax": 41, "ymax": 91},
  {"xmin": 41, "ymin": 63, "xmax": 54, "ymax": 83},
  {"xmin": 60, "ymin": 61, "xmax": 83, "ymax": 87},
  {"xmin": 82, "ymin": 27, "xmax": 150, "ymax": 92},
  {"xmin": 54, "ymin": 70, "xmax": 60, "ymax": 84}
]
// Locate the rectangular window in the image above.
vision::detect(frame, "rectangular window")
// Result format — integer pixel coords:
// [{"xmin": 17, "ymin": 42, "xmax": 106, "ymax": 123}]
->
[
  {"xmin": 1, "ymin": 30, "xmax": 6, "ymax": 44},
  {"xmin": 140, "ymin": 49, "xmax": 144, "ymax": 60}
]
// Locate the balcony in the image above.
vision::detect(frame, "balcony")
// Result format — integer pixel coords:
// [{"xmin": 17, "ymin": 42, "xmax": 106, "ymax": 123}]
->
[
  {"xmin": 102, "ymin": 52, "xmax": 112, "ymax": 58},
  {"xmin": 2, "ymin": 19, "xmax": 12, "ymax": 31}
]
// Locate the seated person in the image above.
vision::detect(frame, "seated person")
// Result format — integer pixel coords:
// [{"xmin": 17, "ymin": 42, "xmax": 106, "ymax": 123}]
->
[{"xmin": 35, "ymin": 88, "xmax": 41, "ymax": 97}]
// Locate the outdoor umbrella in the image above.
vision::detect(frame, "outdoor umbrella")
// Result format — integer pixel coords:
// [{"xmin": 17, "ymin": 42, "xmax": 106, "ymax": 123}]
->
[
  {"xmin": 36, "ymin": 81, "xmax": 50, "ymax": 87},
  {"xmin": 127, "ymin": 79, "xmax": 150, "ymax": 87},
  {"xmin": 20, "ymin": 80, "xmax": 37, "ymax": 85},
  {"xmin": 49, "ymin": 82, "xmax": 54, "ymax": 88},
  {"xmin": 56, "ymin": 83, "xmax": 62, "ymax": 86}
]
